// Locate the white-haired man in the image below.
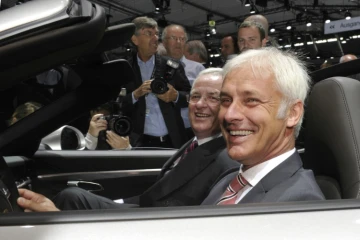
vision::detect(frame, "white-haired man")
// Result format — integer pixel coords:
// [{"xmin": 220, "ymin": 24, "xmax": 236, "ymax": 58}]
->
[
  {"xmin": 202, "ymin": 47, "xmax": 324, "ymax": 205},
  {"xmin": 162, "ymin": 24, "xmax": 205, "ymax": 138}
]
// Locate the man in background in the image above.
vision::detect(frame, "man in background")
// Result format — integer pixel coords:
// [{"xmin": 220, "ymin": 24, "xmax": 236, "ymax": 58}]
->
[
  {"xmin": 220, "ymin": 35, "xmax": 239, "ymax": 62},
  {"xmin": 184, "ymin": 40, "xmax": 208, "ymax": 67},
  {"xmin": 162, "ymin": 24, "xmax": 205, "ymax": 138},
  {"xmin": 237, "ymin": 21, "xmax": 267, "ymax": 53}
]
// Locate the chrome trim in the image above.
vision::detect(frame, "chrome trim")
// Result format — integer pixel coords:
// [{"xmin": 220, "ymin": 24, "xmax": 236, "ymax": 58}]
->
[
  {"xmin": 0, "ymin": 0, "xmax": 71, "ymax": 40},
  {"xmin": 38, "ymin": 169, "xmax": 162, "ymax": 181},
  {"xmin": 67, "ymin": 181, "xmax": 104, "ymax": 191}
]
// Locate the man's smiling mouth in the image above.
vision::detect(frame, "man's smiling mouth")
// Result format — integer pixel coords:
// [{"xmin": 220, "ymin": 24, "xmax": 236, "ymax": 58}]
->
[{"xmin": 229, "ymin": 130, "xmax": 254, "ymax": 136}]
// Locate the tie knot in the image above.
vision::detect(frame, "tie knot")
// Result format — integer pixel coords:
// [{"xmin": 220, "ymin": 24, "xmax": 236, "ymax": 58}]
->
[{"xmin": 185, "ymin": 140, "xmax": 198, "ymax": 154}]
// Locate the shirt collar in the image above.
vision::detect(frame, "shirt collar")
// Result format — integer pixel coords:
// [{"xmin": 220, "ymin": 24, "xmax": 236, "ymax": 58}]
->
[
  {"xmin": 240, "ymin": 148, "xmax": 296, "ymax": 187},
  {"xmin": 194, "ymin": 133, "xmax": 222, "ymax": 146},
  {"xmin": 137, "ymin": 54, "xmax": 155, "ymax": 65}
]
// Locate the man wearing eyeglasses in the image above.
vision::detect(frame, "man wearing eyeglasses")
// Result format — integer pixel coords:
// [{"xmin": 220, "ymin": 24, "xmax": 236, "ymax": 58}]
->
[
  {"xmin": 121, "ymin": 17, "xmax": 191, "ymax": 149},
  {"xmin": 162, "ymin": 24, "xmax": 205, "ymax": 139}
]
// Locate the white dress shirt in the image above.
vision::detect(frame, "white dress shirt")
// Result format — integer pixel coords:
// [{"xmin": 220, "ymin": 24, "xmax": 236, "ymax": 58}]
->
[{"xmin": 234, "ymin": 148, "xmax": 296, "ymax": 203}]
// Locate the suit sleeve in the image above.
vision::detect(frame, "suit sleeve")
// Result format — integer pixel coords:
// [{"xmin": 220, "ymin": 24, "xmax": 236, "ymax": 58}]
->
[{"xmin": 172, "ymin": 63, "xmax": 191, "ymax": 108}]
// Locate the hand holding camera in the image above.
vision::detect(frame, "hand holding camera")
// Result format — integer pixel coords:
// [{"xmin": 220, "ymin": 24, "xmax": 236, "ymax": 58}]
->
[
  {"xmin": 133, "ymin": 80, "xmax": 152, "ymax": 100},
  {"xmin": 88, "ymin": 113, "xmax": 108, "ymax": 137},
  {"xmin": 156, "ymin": 83, "xmax": 178, "ymax": 103},
  {"xmin": 106, "ymin": 131, "xmax": 130, "ymax": 149}
]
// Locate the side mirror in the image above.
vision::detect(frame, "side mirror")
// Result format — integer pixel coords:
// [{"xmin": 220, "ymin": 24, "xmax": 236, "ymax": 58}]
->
[{"xmin": 40, "ymin": 125, "xmax": 85, "ymax": 150}]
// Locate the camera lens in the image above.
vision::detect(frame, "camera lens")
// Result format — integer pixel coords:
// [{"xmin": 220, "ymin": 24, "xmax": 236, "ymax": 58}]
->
[
  {"xmin": 151, "ymin": 79, "xmax": 168, "ymax": 94},
  {"xmin": 111, "ymin": 116, "xmax": 132, "ymax": 136}
]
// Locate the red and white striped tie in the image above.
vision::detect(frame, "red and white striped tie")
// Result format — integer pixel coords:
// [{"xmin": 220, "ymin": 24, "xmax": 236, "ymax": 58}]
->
[{"xmin": 216, "ymin": 173, "xmax": 249, "ymax": 205}]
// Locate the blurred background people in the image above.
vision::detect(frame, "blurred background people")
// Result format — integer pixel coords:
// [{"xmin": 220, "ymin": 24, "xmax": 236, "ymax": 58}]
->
[
  {"xmin": 220, "ymin": 35, "xmax": 239, "ymax": 63},
  {"xmin": 121, "ymin": 17, "xmax": 191, "ymax": 149},
  {"xmin": 184, "ymin": 40, "xmax": 208, "ymax": 67}
]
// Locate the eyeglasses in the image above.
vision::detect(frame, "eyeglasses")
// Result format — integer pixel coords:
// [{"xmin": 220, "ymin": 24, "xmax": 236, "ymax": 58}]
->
[
  {"xmin": 167, "ymin": 36, "xmax": 186, "ymax": 43},
  {"xmin": 187, "ymin": 94, "xmax": 221, "ymax": 106},
  {"xmin": 140, "ymin": 31, "xmax": 160, "ymax": 38}
]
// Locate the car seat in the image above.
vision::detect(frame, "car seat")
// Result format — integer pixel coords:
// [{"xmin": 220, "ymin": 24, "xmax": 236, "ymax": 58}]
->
[{"xmin": 304, "ymin": 77, "xmax": 360, "ymax": 199}]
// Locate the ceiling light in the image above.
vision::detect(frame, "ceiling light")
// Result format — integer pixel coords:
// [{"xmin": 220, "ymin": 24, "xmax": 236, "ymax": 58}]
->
[
  {"xmin": 270, "ymin": 25, "xmax": 275, "ymax": 33},
  {"xmin": 250, "ymin": 6, "xmax": 256, "ymax": 14},
  {"xmin": 244, "ymin": 0, "xmax": 251, "ymax": 7},
  {"xmin": 205, "ymin": 30, "xmax": 210, "ymax": 37},
  {"xmin": 297, "ymin": 34, "xmax": 302, "ymax": 40},
  {"xmin": 345, "ymin": 10, "xmax": 351, "ymax": 20},
  {"xmin": 286, "ymin": 22, "xmax": 292, "ymax": 30},
  {"xmin": 155, "ymin": 3, "xmax": 160, "ymax": 11},
  {"xmin": 306, "ymin": 17, "xmax": 312, "ymax": 27},
  {"xmin": 323, "ymin": 11, "xmax": 331, "ymax": 24}
]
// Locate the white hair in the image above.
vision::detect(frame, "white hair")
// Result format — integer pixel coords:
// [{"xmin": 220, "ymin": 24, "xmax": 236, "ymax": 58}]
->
[
  {"xmin": 192, "ymin": 68, "xmax": 223, "ymax": 89},
  {"xmin": 222, "ymin": 47, "xmax": 311, "ymax": 138}
]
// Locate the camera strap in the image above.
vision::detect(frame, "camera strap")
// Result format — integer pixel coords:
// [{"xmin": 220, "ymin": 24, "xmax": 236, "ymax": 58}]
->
[{"xmin": 151, "ymin": 54, "xmax": 162, "ymax": 80}]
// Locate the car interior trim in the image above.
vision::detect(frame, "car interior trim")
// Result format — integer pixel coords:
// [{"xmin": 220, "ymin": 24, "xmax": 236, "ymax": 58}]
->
[{"xmin": 37, "ymin": 169, "xmax": 162, "ymax": 181}]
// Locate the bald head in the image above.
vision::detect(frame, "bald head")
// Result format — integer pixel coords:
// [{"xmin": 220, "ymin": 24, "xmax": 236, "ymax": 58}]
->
[
  {"xmin": 244, "ymin": 14, "xmax": 269, "ymax": 38},
  {"xmin": 339, "ymin": 54, "xmax": 357, "ymax": 63}
]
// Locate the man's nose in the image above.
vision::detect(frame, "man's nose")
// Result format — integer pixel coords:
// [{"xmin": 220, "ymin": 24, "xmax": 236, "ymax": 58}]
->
[{"xmin": 224, "ymin": 102, "xmax": 245, "ymax": 122}]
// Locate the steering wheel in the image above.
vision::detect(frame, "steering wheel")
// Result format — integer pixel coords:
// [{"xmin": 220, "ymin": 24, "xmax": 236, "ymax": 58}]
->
[{"xmin": 0, "ymin": 156, "xmax": 23, "ymax": 212}]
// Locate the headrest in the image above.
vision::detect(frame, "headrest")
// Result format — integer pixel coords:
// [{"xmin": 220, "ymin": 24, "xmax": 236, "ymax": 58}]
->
[{"xmin": 304, "ymin": 77, "xmax": 360, "ymax": 199}]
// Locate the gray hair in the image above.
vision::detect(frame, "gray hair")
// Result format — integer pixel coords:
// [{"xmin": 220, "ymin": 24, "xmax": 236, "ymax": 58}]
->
[
  {"xmin": 185, "ymin": 40, "xmax": 208, "ymax": 62},
  {"xmin": 239, "ymin": 21, "xmax": 266, "ymax": 41},
  {"xmin": 192, "ymin": 68, "xmax": 223, "ymax": 90},
  {"xmin": 132, "ymin": 16, "xmax": 158, "ymax": 35},
  {"xmin": 223, "ymin": 47, "xmax": 310, "ymax": 138},
  {"xmin": 161, "ymin": 24, "xmax": 188, "ymax": 42}
]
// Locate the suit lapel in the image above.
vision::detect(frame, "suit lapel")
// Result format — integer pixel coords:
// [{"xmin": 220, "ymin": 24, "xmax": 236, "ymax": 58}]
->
[
  {"xmin": 240, "ymin": 152, "xmax": 303, "ymax": 204},
  {"xmin": 158, "ymin": 138, "xmax": 193, "ymax": 178},
  {"xmin": 144, "ymin": 137, "xmax": 226, "ymax": 200}
]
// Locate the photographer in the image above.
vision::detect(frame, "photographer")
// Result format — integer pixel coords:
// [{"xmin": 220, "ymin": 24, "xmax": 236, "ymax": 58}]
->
[
  {"xmin": 85, "ymin": 103, "xmax": 132, "ymax": 150},
  {"xmin": 122, "ymin": 17, "xmax": 191, "ymax": 149}
]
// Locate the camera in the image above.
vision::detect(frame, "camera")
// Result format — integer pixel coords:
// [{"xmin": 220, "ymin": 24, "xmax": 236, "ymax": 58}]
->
[
  {"xmin": 151, "ymin": 59, "xmax": 179, "ymax": 94},
  {"xmin": 96, "ymin": 88, "xmax": 132, "ymax": 150},
  {"xmin": 99, "ymin": 114, "xmax": 132, "ymax": 136}
]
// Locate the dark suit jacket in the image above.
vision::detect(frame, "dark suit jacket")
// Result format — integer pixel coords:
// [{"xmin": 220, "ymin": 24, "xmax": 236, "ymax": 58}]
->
[
  {"xmin": 202, "ymin": 152, "xmax": 325, "ymax": 205},
  {"xmin": 122, "ymin": 53, "xmax": 191, "ymax": 148},
  {"xmin": 124, "ymin": 137, "xmax": 240, "ymax": 207}
]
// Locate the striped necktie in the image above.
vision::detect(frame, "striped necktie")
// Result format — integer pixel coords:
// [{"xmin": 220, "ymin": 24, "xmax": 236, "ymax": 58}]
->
[
  {"xmin": 216, "ymin": 173, "xmax": 249, "ymax": 205},
  {"xmin": 179, "ymin": 140, "xmax": 198, "ymax": 162}
]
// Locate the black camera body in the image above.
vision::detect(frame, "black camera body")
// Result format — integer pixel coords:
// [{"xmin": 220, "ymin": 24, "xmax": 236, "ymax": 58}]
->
[
  {"xmin": 99, "ymin": 114, "xmax": 132, "ymax": 136},
  {"xmin": 150, "ymin": 59, "xmax": 180, "ymax": 94},
  {"xmin": 96, "ymin": 88, "xmax": 132, "ymax": 150}
]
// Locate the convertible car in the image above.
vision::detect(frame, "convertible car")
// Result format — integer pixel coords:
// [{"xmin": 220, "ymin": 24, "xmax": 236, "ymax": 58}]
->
[{"xmin": 1, "ymin": 0, "xmax": 360, "ymax": 239}]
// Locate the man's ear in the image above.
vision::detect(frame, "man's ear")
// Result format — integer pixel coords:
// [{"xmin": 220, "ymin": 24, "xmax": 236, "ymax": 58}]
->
[
  {"xmin": 131, "ymin": 35, "xmax": 138, "ymax": 46},
  {"xmin": 286, "ymin": 100, "xmax": 303, "ymax": 128},
  {"xmin": 261, "ymin": 38, "xmax": 267, "ymax": 47}
]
